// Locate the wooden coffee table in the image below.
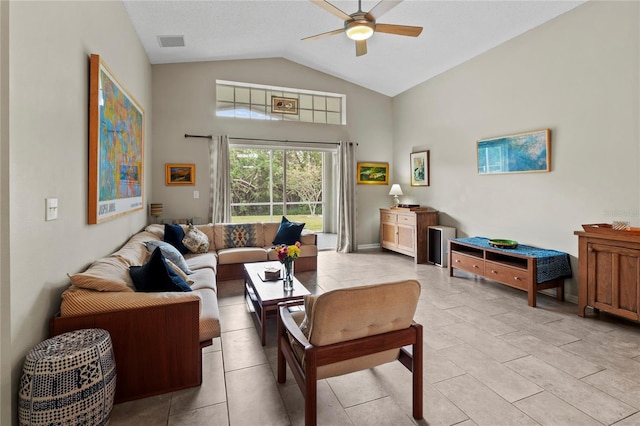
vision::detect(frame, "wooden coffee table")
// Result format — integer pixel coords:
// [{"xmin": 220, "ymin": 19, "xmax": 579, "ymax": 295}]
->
[{"xmin": 243, "ymin": 261, "xmax": 311, "ymax": 346}]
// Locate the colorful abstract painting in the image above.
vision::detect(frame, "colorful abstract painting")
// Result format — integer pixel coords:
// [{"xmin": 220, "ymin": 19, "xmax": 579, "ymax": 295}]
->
[
  {"xmin": 88, "ymin": 54, "xmax": 144, "ymax": 224},
  {"xmin": 477, "ymin": 129, "xmax": 550, "ymax": 175}
]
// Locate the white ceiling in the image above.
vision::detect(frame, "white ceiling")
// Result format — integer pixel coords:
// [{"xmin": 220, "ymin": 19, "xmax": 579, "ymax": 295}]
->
[{"xmin": 123, "ymin": 0, "xmax": 586, "ymax": 97}]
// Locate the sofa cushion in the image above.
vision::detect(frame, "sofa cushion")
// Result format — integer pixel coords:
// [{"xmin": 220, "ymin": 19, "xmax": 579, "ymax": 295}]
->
[
  {"xmin": 113, "ymin": 231, "xmax": 157, "ymax": 266},
  {"xmin": 273, "ymin": 216, "xmax": 305, "ymax": 245},
  {"xmin": 164, "ymin": 223, "xmax": 190, "ymax": 254},
  {"xmin": 69, "ymin": 256, "xmax": 135, "ymax": 292},
  {"xmin": 194, "ymin": 224, "xmax": 214, "ymax": 249},
  {"xmin": 188, "ymin": 268, "xmax": 217, "ymax": 293},
  {"xmin": 194, "ymin": 288, "xmax": 221, "ymax": 341},
  {"xmin": 217, "ymin": 247, "xmax": 268, "ymax": 265},
  {"xmin": 145, "ymin": 241, "xmax": 194, "ymax": 274},
  {"xmin": 130, "ymin": 248, "xmax": 192, "ymax": 293},
  {"xmin": 182, "ymin": 224, "xmax": 210, "ymax": 253},
  {"xmin": 144, "ymin": 224, "xmax": 164, "ymax": 238},
  {"xmin": 184, "ymin": 252, "xmax": 217, "ymax": 273}
]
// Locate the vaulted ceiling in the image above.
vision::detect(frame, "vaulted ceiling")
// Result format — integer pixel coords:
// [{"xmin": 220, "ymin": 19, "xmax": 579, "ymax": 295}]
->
[{"xmin": 123, "ymin": 0, "xmax": 585, "ymax": 97}]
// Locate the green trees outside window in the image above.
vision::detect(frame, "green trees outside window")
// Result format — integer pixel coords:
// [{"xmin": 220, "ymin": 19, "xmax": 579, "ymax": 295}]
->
[{"xmin": 230, "ymin": 148, "xmax": 323, "ymax": 231}]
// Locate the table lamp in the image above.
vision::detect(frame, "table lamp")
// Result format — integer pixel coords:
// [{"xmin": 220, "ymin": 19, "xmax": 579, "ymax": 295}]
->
[
  {"xmin": 389, "ymin": 184, "xmax": 403, "ymax": 207},
  {"xmin": 150, "ymin": 203, "xmax": 163, "ymax": 223}
]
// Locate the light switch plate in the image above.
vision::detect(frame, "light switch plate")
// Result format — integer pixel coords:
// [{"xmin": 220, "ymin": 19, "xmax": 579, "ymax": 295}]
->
[
  {"xmin": 45, "ymin": 198, "xmax": 58, "ymax": 221},
  {"xmin": 193, "ymin": 190, "xmax": 199, "ymax": 199}
]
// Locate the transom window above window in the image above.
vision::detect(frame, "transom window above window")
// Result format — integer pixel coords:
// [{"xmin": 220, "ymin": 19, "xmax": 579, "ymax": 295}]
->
[{"xmin": 216, "ymin": 80, "xmax": 346, "ymax": 125}]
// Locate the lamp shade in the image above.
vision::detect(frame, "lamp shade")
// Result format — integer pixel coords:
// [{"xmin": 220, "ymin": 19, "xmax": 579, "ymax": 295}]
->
[
  {"xmin": 388, "ymin": 184, "xmax": 403, "ymax": 196},
  {"xmin": 150, "ymin": 203, "xmax": 163, "ymax": 217}
]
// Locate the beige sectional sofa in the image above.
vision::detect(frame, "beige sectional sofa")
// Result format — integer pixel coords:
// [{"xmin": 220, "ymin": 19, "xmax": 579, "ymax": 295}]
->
[{"xmin": 50, "ymin": 220, "xmax": 317, "ymax": 402}]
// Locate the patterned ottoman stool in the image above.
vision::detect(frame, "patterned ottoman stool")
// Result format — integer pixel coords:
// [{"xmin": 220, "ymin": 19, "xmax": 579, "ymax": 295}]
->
[{"xmin": 18, "ymin": 328, "xmax": 116, "ymax": 426}]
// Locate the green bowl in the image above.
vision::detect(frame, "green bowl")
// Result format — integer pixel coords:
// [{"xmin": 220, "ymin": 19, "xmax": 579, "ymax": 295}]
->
[{"xmin": 489, "ymin": 239, "xmax": 518, "ymax": 249}]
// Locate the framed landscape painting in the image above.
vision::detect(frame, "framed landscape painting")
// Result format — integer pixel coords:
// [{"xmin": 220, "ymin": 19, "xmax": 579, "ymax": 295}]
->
[
  {"xmin": 88, "ymin": 54, "xmax": 144, "ymax": 224},
  {"xmin": 410, "ymin": 151, "xmax": 430, "ymax": 186},
  {"xmin": 166, "ymin": 163, "xmax": 195, "ymax": 185},
  {"xmin": 477, "ymin": 129, "xmax": 551, "ymax": 175},
  {"xmin": 357, "ymin": 162, "xmax": 389, "ymax": 185}
]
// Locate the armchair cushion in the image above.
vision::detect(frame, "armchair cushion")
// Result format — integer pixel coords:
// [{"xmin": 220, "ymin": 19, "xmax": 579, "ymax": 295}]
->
[{"xmin": 308, "ymin": 280, "xmax": 420, "ymax": 346}]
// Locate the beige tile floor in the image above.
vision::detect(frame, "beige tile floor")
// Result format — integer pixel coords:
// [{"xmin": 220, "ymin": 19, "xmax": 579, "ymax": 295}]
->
[{"xmin": 109, "ymin": 249, "xmax": 640, "ymax": 425}]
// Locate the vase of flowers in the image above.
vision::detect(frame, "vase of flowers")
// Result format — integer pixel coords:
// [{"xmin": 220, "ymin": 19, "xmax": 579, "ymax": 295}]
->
[{"xmin": 272, "ymin": 242, "xmax": 301, "ymax": 292}]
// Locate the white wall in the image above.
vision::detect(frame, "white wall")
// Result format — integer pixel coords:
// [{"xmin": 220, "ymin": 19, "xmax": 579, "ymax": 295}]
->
[
  {"xmin": 151, "ymin": 59, "xmax": 393, "ymax": 244},
  {"xmin": 0, "ymin": 1, "xmax": 10, "ymax": 423},
  {"xmin": 392, "ymin": 0, "xmax": 640, "ymax": 299},
  {"xmin": 6, "ymin": 1, "xmax": 151, "ymax": 423}
]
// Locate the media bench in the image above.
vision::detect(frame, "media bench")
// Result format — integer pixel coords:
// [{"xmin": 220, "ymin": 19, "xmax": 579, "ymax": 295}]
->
[{"xmin": 448, "ymin": 237, "xmax": 572, "ymax": 307}]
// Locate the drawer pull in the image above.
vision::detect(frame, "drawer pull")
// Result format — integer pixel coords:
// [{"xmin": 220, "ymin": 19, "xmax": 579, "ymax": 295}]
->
[
  {"xmin": 514, "ymin": 276, "xmax": 521, "ymax": 280},
  {"xmin": 455, "ymin": 259, "xmax": 461, "ymax": 263},
  {"xmin": 473, "ymin": 264, "xmax": 479, "ymax": 268},
  {"xmin": 491, "ymin": 270, "xmax": 497, "ymax": 274}
]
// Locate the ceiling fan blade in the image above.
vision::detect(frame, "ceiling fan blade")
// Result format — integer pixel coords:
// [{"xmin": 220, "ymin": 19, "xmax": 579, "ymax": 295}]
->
[
  {"xmin": 355, "ymin": 40, "xmax": 367, "ymax": 56},
  {"xmin": 375, "ymin": 23, "xmax": 423, "ymax": 37},
  {"xmin": 366, "ymin": 0, "xmax": 403, "ymax": 21},
  {"xmin": 309, "ymin": 0, "xmax": 352, "ymax": 21},
  {"xmin": 302, "ymin": 28, "xmax": 344, "ymax": 41}
]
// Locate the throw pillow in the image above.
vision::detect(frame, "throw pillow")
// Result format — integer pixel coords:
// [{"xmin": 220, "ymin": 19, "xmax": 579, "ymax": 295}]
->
[
  {"xmin": 272, "ymin": 216, "xmax": 305, "ymax": 245},
  {"xmin": 165, "ymin": 259, "xmax": 195, "ymax": 285},
  {"xmin": 225, "ymin": 224, "xmax": 257, "ymax": 248},
  {"xmin": 145, "ymin": 240, "xmax": 194, "ymax": 274},
  {"xmin": 129, "ymin": 248, "xmax": 192, "ymax": 292},
  {"xmin": 164, "ymin": 223, "xmax": 190, "ymax": 254},
  {"xmin": 182, "ymin": 224, "xmax": 210, "ymax": 254}
]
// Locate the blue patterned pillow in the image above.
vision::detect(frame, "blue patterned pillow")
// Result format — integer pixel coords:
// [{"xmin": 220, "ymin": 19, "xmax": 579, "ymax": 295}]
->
[{"xmin": 225, "ymin": 224, "xmax": 257, "ymax": 248}]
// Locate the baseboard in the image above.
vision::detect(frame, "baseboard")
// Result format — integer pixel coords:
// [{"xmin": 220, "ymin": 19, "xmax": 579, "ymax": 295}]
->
[{"xmin": 358, "ymin": 243, "xmax": 380, "ymax": 250}]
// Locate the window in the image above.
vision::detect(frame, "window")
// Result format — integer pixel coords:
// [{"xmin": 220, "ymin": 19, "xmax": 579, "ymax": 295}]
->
[
  {"xmin": 216, "ymin": 80, "xmax": 346, "ymax": 125},
  {"xmin": 229, "ymin": 146, "xmax": 325, "ymax": 231}
]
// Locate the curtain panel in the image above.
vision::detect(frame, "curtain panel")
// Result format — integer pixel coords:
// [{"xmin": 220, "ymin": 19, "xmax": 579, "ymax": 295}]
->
[{"xmin": 209, "ymin": 135, "xmax": 231, "ymax": 224}]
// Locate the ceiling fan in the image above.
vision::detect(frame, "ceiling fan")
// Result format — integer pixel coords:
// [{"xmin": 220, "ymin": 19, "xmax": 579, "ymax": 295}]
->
[{"xmin": 303, "ymin": 0, "xmax": 423, "ymax": 57}]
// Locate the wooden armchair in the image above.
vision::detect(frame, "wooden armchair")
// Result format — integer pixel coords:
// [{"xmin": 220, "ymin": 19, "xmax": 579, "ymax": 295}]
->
[{"xmin": 277, "ymin": 280, "xmax": 423, "ymax": 426}]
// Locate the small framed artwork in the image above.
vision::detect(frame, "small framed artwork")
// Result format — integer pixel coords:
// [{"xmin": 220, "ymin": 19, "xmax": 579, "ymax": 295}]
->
[
  {"xmin": 410, "ymin": 151, "xmax": 430, "ymax": 186},
  {"xmin": 477, "ymin": 129, "xmax": 550, "ymax": 175},
  {"xmin": 271, "ymin": 96, "xmax": 298, "ymax": 114},
  {"xmin": 165, "ymin": 163, "xmax": 195, "ymax": 186},
  {"xmin": 357, "ymin": 162, "xmax": 389, "ymax": 185}
]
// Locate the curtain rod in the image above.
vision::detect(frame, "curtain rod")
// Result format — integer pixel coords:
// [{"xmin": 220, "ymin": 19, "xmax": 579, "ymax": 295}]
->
[{"xmin": 184, "ymin": 133, "xmax": 213, "ymax": 140}]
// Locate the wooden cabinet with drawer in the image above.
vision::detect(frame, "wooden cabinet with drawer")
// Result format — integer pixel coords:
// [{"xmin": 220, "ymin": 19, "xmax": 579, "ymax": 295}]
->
[
  {"xmin": 574, "ymin": 230, "xmax": 640, "ymax": 321},
  {"xmin": 380, "ymin": 208, "xmax": 438, "ymax": 263}
]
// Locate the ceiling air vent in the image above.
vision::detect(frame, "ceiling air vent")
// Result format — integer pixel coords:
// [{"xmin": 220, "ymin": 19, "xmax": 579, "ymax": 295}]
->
[{"xmin": 157, "ymin": 35, "xmax": 185, "ymax": 48}]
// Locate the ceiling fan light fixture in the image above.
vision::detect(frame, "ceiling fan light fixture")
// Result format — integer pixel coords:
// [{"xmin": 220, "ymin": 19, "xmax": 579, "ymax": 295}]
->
[{"xmin": 345, "ymin": 20, "xmax": 374, "ymax": 41}]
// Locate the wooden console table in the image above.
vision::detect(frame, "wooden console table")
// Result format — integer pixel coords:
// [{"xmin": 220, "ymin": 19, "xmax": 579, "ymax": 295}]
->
[
  {"xmin": 449, "ymin": 237, "xmax": 572, "ymax": 307},
  {"xmin": 574, "ymin": 230, "xmax": 640, "ymax": 321},
  {"xmin": 380, "ymin": 207, "xmax": 438, "ymax": 263}
]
